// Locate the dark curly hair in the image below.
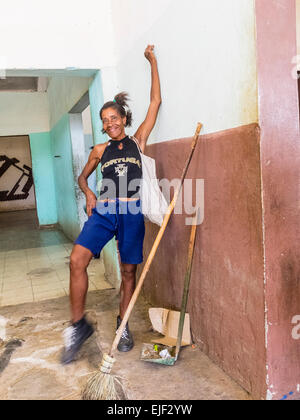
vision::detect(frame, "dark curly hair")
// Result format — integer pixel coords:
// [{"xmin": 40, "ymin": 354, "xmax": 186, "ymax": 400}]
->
[{"xmin": 100, "ymin": 92, "xmax": 133, "ymax": 134}]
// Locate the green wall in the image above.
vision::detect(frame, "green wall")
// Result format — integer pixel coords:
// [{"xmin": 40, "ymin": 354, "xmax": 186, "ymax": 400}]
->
[
  {"xmin": 27, "ymin": 74, "xmax": 102, "ymax": 241},
  {"xmin": 89, "ymin": 70, "xmax": 107, "ymax": 187},
  {"xmin": 28, "ymin": 74, "xmax": 104, "ymax": 240},
  {"xmin": 29, "ymin": 132, "xmax": 57, "ymax": 226},
  {"xmin": 89, "ymin": 71, "xmax": 107, "ymax": 147},
  {"xmin": 51, "ymin": 114, "xmax": 80, "ymax": 241}
]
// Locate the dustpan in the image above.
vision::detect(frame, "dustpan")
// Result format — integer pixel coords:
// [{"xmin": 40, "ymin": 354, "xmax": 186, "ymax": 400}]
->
[
  {"xmin": 141, "ymin": 342, "xmax": 177, "ymax": 366},
  {"xmin": 141, "ymin": 210, "xmax": 199, "ymax": 366}
]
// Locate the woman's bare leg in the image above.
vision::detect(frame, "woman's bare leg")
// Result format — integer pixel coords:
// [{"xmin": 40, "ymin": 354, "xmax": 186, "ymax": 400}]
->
[
  {"xmin": 119, "ymin": 263, "xmax": 137, "ymax": 319},
  {"xmin": 69, "ymin": 244, "xmax": 94, "ymax": 323}
]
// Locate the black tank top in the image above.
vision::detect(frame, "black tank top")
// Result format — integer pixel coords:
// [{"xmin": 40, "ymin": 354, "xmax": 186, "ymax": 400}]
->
[{"xmin": 99, "ymin": 136, "xmax": 142, "ymax": 199}]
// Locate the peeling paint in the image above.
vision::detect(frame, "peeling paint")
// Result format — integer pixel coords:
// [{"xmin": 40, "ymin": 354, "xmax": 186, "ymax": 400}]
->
[
  {"xmin": 266, "ymin": 389, "xmax": 276, "ymax": 401},
  {"xmin": 266, "ymin": 369, "xmax": 277, "ymax": 400}
]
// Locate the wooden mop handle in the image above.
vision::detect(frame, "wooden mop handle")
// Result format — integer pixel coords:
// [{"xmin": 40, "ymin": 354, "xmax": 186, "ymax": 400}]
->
[{"xmin": 110, "ymin": 123, "xmax": 203, "ymax": 356}]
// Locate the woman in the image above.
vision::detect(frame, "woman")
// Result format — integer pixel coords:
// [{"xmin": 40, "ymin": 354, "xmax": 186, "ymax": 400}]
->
[{"xmin": 61, "ymin": 45, "xmax": 162, "ymax": 364}]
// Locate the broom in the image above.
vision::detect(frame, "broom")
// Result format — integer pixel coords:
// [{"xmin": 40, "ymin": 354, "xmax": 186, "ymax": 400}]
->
[{"xmin": 82, "ymin": 122, "xmax": 203, "ymax": 400}]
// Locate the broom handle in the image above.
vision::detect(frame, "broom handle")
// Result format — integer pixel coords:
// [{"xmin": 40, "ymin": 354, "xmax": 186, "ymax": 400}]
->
[
  {"xmin": 175, "ymin": 210, "xmax": 199, "ymax": 359},
  {"xmin": 110, "ymin": 123, "xmax": 203, "ymax": 357}
]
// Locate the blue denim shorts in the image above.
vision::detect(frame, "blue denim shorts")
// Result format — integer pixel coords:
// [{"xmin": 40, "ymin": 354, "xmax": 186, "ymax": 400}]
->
[{"xmin": 74, "ymin": 199, "xmax": 145, "ymax": 264}]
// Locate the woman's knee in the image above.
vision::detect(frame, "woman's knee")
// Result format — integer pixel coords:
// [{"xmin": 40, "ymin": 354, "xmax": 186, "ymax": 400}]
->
[
  {"xmin": 70, "ymin": 246, "xmax": 92, "ymax": 272},
  {"xmin": 121, "ymin": 264, "xmax": 137, "ymax": 281}
]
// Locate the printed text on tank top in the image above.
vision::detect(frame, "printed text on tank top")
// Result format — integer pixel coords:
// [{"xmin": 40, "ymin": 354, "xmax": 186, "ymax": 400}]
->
[{"xmin": 99, "ymin": 136, "xmax": 142, "ymax": 201}]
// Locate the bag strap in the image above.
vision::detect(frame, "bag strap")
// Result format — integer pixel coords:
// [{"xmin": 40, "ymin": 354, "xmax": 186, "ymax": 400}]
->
[{"xmin": 130, "ymin": 136, "xmax": 143, "ymax": 155}]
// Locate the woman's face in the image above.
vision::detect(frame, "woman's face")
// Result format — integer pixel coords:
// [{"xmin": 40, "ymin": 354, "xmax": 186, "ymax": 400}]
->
[{"xmin": 101, "ymin": 107, "xmax": 126, "ymax": 140}]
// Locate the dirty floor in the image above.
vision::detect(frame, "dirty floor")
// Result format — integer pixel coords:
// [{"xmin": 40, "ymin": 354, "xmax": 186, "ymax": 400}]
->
[
  {"xmin": 0, "ymin": 210, "xmax": 252, "ymax": 400},
  {"xmin": 0, "ymin": 290, "xmax": 253, "ymax": 400}
]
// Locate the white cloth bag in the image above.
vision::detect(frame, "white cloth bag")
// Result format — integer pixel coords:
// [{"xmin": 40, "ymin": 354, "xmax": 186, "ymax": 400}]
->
[{"xmin": 131, "ymin": 137, "xmax": 168, "ymax": 226}]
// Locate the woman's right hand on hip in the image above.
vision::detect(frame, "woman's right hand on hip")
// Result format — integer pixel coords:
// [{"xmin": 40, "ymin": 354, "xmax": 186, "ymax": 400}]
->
[{"xmin": 85, "ymin": 190, "xmax": 97, "ymax": 217}]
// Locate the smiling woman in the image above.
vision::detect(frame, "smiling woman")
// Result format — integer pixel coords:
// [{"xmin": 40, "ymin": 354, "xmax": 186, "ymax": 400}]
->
[
  {"xmin": 100, "ymin": 92, "xmax": 133, "ymax": 138},
  {"xmin": 61, "ymin": 45, "xmax": 162, "ymax": 365}
]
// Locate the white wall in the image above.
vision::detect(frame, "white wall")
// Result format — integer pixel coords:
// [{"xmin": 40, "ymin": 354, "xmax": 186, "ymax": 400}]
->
[
  {"xmin": 109, "ymin": 0, "xmax": 258, "ymax": 143},
  {"xmin": 0, "ymin": 0, "xmax": 115, "ymax": 70},
  {"xmin": 0, "ymin": 0, "xmax": 258, "ymax": 144},
  {"xmin": 0, "ymin": 93, "xmax": 50, "ymax": 136}
]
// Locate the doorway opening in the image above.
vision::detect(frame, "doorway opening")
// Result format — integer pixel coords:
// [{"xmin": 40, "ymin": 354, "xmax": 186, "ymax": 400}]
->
[{"xmin": 0, "ymin": 135, "xmax": 37, "ymax": 220}]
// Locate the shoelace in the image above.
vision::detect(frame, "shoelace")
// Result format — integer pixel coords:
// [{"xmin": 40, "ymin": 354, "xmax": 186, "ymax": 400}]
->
[
  {"xmin": 121, "ymin": 328, "xmax": 129, "ymax": 339},
  {"xmin": 117, "ymin": 324, "xmax": 130, "ymax": 340},
  {"xmin": 63, "ymin": 326, "xmax": 76, "ymax": 350}
]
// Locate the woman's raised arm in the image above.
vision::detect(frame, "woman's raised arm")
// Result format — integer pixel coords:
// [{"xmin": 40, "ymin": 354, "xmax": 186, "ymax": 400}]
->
[{"xmin": 134, "ymin": 45, "xmax": 162, "ymax": 153}]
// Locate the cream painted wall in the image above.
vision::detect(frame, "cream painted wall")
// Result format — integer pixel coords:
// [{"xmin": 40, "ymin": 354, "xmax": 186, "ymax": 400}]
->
[
  {"xmin": 82, "ymin": 105, "xmax": 93, "ymax": 135},
  {"xmin": 109, "ymin": 0, "xmax": 258, "ymax": 143},
  {"xmin": 0, "ymin": 93, "xmax": 50, "ymax": 136},
  {"xmin": 47, "ymin": 77, "xmax": 93, "ymax": 129},
  {"xmin": 0, "ymin": 77, "xmax": 93, "ymax": 136},
  {"xmin": 0, "ymin": 0, "xmax": 115, "ymax": 69}
]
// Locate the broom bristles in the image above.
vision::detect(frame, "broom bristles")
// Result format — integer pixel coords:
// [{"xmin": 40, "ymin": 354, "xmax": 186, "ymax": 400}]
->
[
  {"xmin": 82, "ymin": 353, "xmax": 126, "ymax": 400},
  {"xmin": 82, "ymin": 371, "xmax": 124, "ymax": 400}
]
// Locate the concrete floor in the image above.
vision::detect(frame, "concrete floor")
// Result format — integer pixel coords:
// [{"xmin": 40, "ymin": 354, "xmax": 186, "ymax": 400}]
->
[{"xmin": 0, "ymin": 209, "xmax": 252, "ymax": 400}]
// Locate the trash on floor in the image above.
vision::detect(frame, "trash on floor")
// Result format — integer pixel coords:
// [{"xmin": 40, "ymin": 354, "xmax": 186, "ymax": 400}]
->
[
  {"xmin": 148, "ymin": 307, "xmax": 191, "ymax": 347},
  {"xmin": 140, "ymin": 308, "xmax": 191, "ymax": 366}
]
